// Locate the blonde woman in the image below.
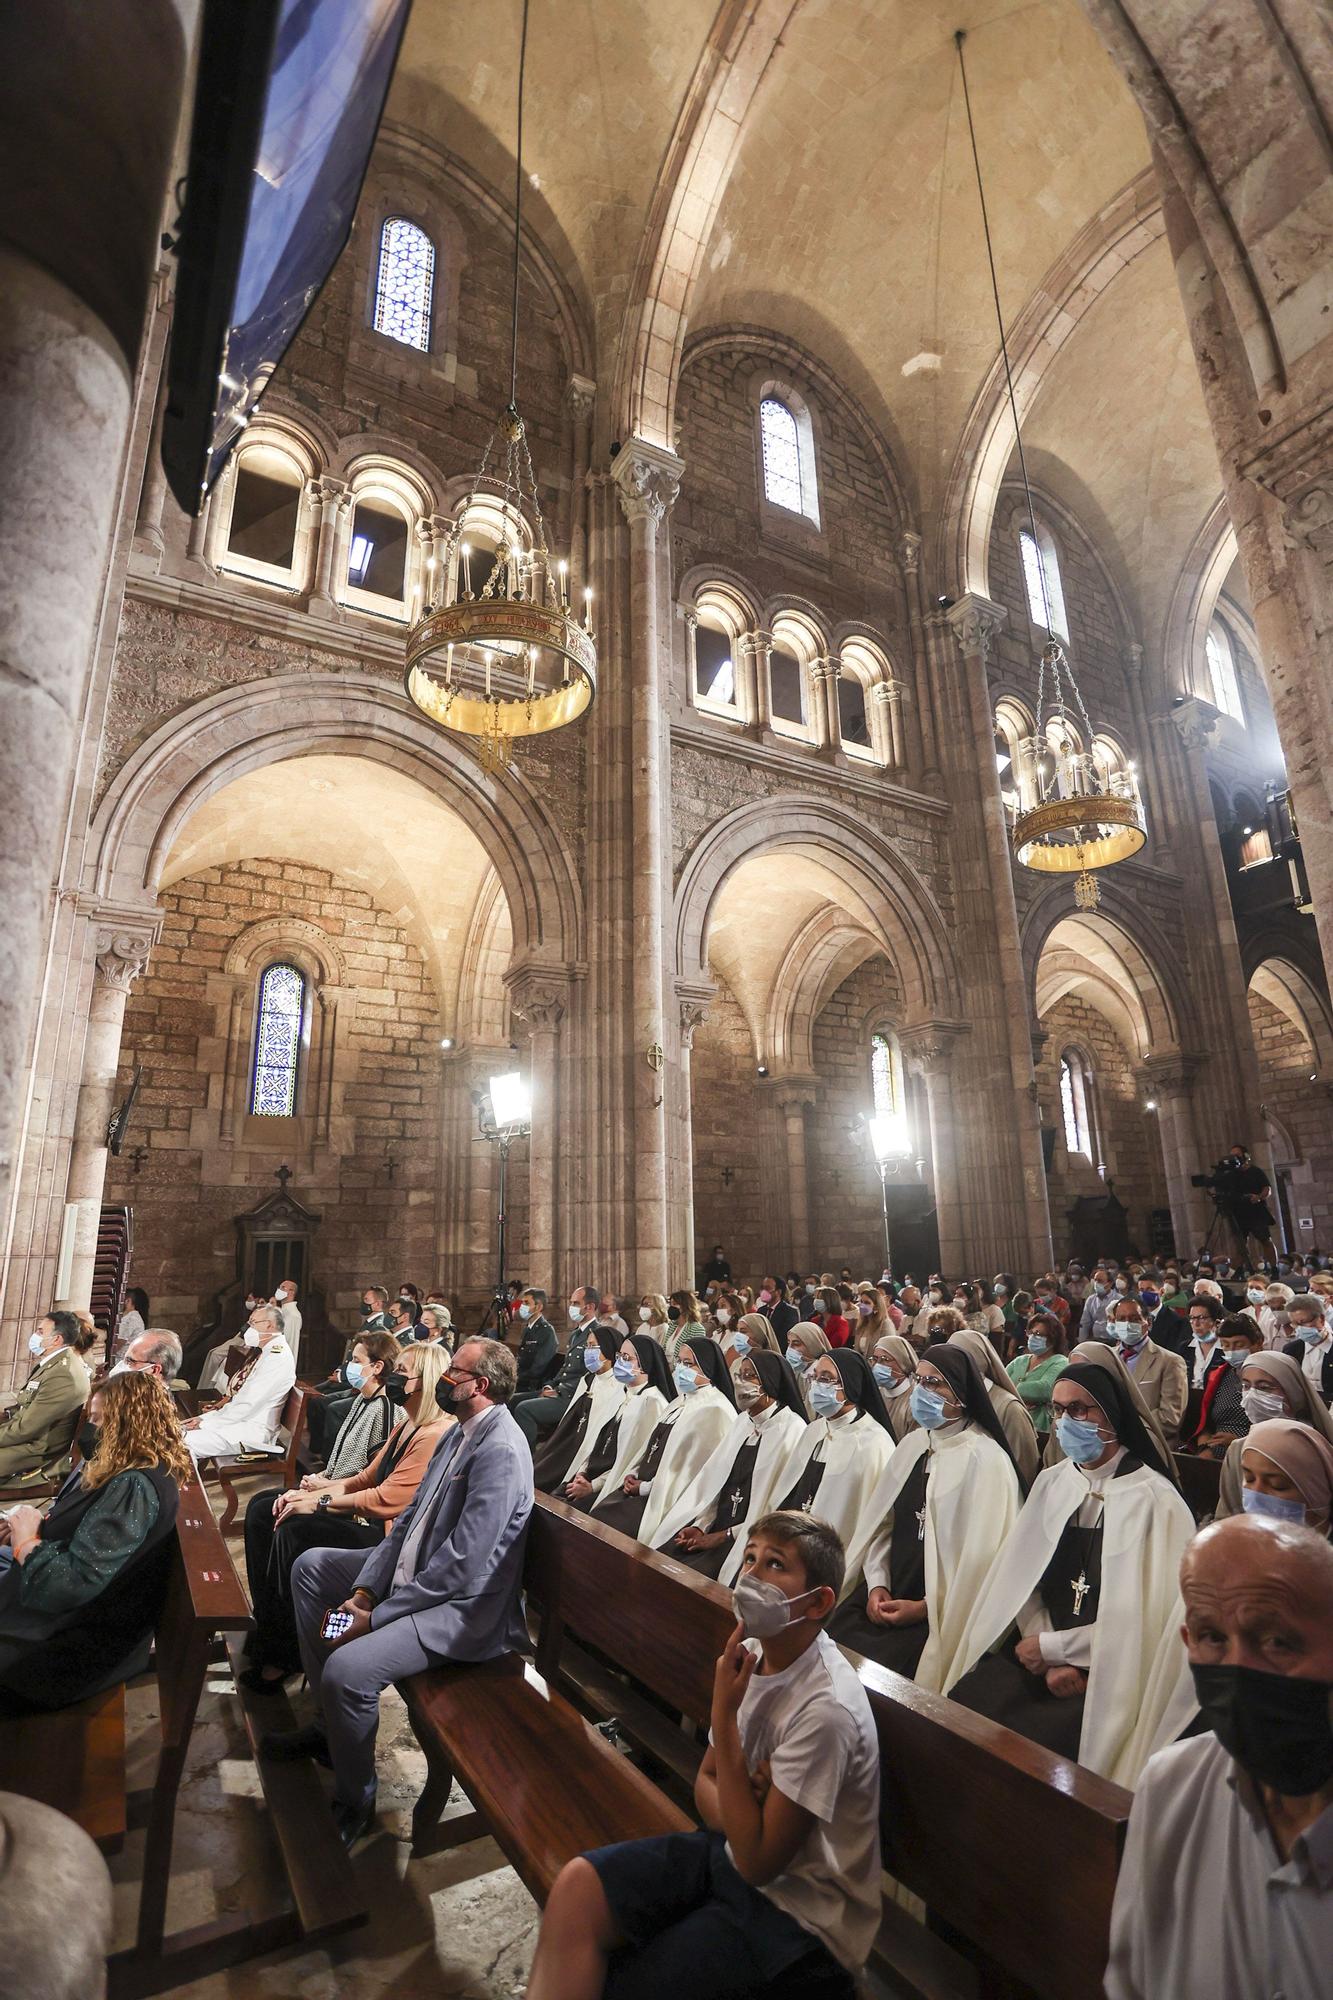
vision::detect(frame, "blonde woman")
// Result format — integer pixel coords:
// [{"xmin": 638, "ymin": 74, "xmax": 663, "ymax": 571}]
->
[
  {"xmin": 635, "ymin": 1293, "xmax": 671, "ymax": 1347},
  {"xmin": 0, "ymin": 1372, "xmax": 191, "ymax": 1712},
  {"xmin": 854, "ymin": 1284, "xmax": 892, "ymax": 1357}
]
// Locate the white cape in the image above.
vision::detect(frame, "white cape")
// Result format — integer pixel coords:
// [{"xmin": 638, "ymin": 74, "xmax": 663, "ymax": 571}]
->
[
  {"xmin": 586, "ymin": 1384, "xmax": 670, "ymax": 1499},
  {"xmin": 609, "ymin": 1389, "xmax": 740, "ymax": 1546},
  {"xmin": 742, "ymin": 1410, "xmax": 895, "ymax": 1595},
  {"xmin": 861, "ymin": 1425, "xmax": 1023, "ymax": 1691},
  {"xmin": 651, "ymin": 1404, "xmax": 807, "ymax": 1556},
  {"xmin": 562, "ymin": 1369, "xmax": 626, "ymax": 1480},
  {"xmin": 943, "ymin": 1458, "xmax": 1196, "ymax": 1786}
]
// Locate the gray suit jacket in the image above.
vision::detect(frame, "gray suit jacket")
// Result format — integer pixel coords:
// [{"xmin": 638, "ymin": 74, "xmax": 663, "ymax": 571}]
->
[{"xmin": 354, "ymin": 1403, "xmax": 533, "ymax": 1661}]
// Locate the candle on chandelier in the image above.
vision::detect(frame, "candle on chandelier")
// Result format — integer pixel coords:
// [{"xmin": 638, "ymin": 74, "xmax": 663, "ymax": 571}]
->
[
  {"xmin": 583, "ymin": 586, "xmax": 593, "ymax": 632},
  {"xmin": 445, "ymin": 641, "xmax": 454, "ymax": 686},
  {"xmin": 460, "ymin": 543, "xmax": 472, "ymax": 598},
  {"xmin": 558, "ymin": 558, "xmax": 568, "ymax": 610},
  {"xmin": 527, "ymin": 647, "xmax": 536, "ymax": 697},
  {"xmin": 485, "ymin": 650, "xmax": 493, "ymax": 698}
]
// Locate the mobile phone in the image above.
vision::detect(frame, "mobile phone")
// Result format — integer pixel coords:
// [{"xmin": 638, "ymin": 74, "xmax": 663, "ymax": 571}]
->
[{"xmin": 321, "ymin": 1608, "xmax": 354, "ymax": 1642}]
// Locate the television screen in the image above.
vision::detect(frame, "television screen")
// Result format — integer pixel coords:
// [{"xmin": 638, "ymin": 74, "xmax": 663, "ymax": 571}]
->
[{"xmin": 163, "ymin": 0, "xmax": 412, "ymax": 513}]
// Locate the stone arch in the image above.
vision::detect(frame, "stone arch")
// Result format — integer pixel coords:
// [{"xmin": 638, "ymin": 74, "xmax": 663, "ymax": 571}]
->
[
  {"xmin": 87, "ymin": 673, "xmax": 585, "ymax": 968},
  {"xmin": 1248, "ymin": 957, "xmax": 1333, "ymax": 1074},
  {"xmin": 766, "ymin": 908, "xmax": 881, "ymax": 1073},
  {"xmin": 224, "ymin": 915, "xmax": 346, "ymax": 989},
  {"xmin": 674, "ymin": 796, "xmax": 960, "ymax": 1023},
  {"xmin": 1021, "ymin": 881, "xmax": 1199, "ymax": 1061}
]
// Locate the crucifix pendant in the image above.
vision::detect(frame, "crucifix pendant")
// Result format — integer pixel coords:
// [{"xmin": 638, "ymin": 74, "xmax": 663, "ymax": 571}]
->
[
  {"xmin": 728, "ymin": 1486, "xmax": 745, "ymax": 1516},
  {"xmin": 1071, "ymin": 1571, "xmax": 1090, "ymax": 1616},
  {"xmin": 916, "ymin": 1504, "xmax": 927, "ymax": 1542}
]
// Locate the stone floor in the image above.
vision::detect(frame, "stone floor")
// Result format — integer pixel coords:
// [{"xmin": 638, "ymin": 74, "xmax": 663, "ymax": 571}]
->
[{"xmin": 109, "ymin": 1469, "xmax": 540, "ymax": 1998}]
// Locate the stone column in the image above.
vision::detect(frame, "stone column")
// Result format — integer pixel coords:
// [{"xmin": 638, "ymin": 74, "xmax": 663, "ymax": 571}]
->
[
  {"xmin": 612, "ymin": 440, "xmax": 684, "ymax": 1290},
  {"xmin": 811, "ymin": 658, "xmax": 840, "ymax": 753},
  {"xmin": 308, "ymin": 477, "xmax": 351, "ymax": 613},
  {"xmin": 896, "ymin": 531, "xmax": 932, "ymax": 775},
  {"xmin": 1139, "ymin": 1053, "xmax": 1208, "ymax": 1260},
  {"xmin": 774, "ymin": 1079, "xmax": 819, "ymax": 1272},
  {"xmin": 0, "ymin": 0, "xmax": 196, "ymax": 1234},
  {"xmin": 506, "ymin": 963, "xmax": 574, "ymax": 1298},
  {"xmin": 565, "ymin": 375, "xmax": 596, "ymax": 592},
  {"xmin": 414, "ymin": 513, "xmax": 453, "ymax": 617},
  {"xmin": 130, "ymin": 286, "xmax": 173, "ymax": 562},
  {"xmin": 901, "ymin": 1023, "xmax": 968, "ymax": 1278},
  {"xmin": 63, "ymin": 907, "xmax": 160, "ymax": 1308},
  {"xmin": 742, "ymin": 629, "xmax": 773, "ymax": 733},
  {"xmin": 872, "ymin": 679, "xmax": 905, "ymax": 769}
]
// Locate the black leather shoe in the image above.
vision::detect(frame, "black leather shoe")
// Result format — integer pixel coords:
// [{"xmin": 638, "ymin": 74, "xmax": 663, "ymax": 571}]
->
[
  {"xmin": 259, "ymin": 1723, "xmax": 331, "ymax": 1767},
  {"xmin": 239, "ymin": 1665, "xmax": 292, "ymax": 1695},
  {"xmin": 333, "ymin": 1796, "xmax": 376, "ymax": 1848}
]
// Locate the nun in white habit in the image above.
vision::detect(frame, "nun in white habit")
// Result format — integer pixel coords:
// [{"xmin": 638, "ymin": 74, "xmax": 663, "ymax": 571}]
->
[
  {"xmin": 652, "ymin": 1350, "xmax": 808, "ymax": 1580},
  {"xmin": 565, "ymin": 1334, "xmax": 677, "ymax": 1512},
  {"xmin": 829, "ymin": 1342, "xmax": 1023, "ymax": 1690},
  {"xmin": 946, "ymin": 1361, "xmax": 1195, "ymax": 1786},
  {"xmin": 592, "ymin": 1338, "xmax": 738, "ymax": 1542},
  {"xmin": 768, "ymin": 1347, "xmax": 896, "ymax": 1601}
]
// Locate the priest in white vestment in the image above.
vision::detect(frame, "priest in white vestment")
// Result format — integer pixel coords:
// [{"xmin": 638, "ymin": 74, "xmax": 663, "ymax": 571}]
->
[{"xmin": 946, "ymin": 1361, "xmax": 1195, "ymax": 1786}]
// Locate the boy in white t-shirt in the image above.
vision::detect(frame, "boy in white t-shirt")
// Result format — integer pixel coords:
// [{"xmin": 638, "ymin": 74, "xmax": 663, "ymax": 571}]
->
[{"xmin": 525, "ymin": 1510, "xmax": 882, "ymax": 2000}]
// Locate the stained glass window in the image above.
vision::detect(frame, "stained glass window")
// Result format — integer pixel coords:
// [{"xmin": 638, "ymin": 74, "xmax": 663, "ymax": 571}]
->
[
  {"xmin": 373, "ymin": 217, "xmax": 435, "ymax": 352},
  {"xmin": 871, "ymin": 1033, "xmax": 902, "ymax": 1116},
  {"xmin": 250, "ymin": 963, "xmax": 305, "ymax": 1116},
  {"xmin": 1205, "ymin": 620, "xmax": 1243, "ymax": 722},
  {"xmin": 760, "ymin": 397, "xmax": 803, "ymax": 513},
  {"xmin": 1019, "ymin": 528, "xmax": 1069, "ymax": 640}
]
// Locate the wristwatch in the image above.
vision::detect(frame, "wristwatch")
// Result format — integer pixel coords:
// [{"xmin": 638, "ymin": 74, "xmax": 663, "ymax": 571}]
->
[{"xmin": 317, "ymin": 1492, "xmax": 332, "ymax": 1510}]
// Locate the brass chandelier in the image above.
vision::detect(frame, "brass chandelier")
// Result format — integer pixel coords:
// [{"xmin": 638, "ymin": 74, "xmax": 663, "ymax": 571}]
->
[
  {"xmin": 403, "ymin": 0, "xmax": 596, "ymax": 773},
  {"xmin": 956, "ymin": 32, "xmax": 1145, "ymax": 910}
]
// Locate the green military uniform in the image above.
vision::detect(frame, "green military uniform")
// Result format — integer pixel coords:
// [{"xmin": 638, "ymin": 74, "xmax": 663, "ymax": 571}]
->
[{"xmin": 0, "ymin": 1344, "xmax": 91, "ymax": 1482}]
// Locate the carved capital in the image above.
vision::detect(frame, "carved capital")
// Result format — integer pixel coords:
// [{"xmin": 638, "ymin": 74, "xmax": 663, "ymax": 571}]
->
[
  {"xmin": 870, "ymin": 678, "xmax": 902, "ymax": 707},
  {"xmin": 1125, "ymin": 641, "xmax": 1145, "ymax": 674},
  {"xmin": 612, "ymin": 440, "xmax": 684, "ymax": 530},
  {"xmin": 945, "ymin": 593, "xmax": 1007, "ymax": 665},
  {"xmin": 565, "ymin": 373, "xmax": 597, "ymax": 422},
  {"xmin": 738, "ymin": 628, "xmax": 773, "ymax": 659},
  {"xmin": 898, "ymin": 531, "xmax": 923, "ymax": 577},
  {"xmin": 773, "ymin": 1073, "xmax": 820, "ymax": 1115},
  {"xmin": 1139, "ymin": 1051, "xmax": 1203, "ymax": 1095},
  {"xmin": 308, "ymin": 476, "xmax": 350, "ymax": 514},
  {"xmin": 676, "ymin": 979, "xmax": 716, "ymax": 1051},
  {"xmin": 1168, "ymin": 696, "xmax": 1220, "ymax": 754},
  {"xmin": 1240, "ymin": 400, "xmax": 1333, "ymax": 542},
  {"xmin": 1286, "ymin": 481, "xmax": 1333, "ymax": 557},
  {"xmin": 900, "ymin": 1018, "xmax": 969, "ymax": 1078},
  {"xmin": 94, "ymin": 926, "xmax": 155, "ymax": 993},
  {"xmin": 506, "ymin": 962, "xmax": 577, "ymax": 1037}
]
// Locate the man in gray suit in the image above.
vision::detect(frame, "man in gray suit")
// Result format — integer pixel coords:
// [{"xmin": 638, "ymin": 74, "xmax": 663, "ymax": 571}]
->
[{"xmin": 263, "ymin": 1336, "xmax": 533, "ymax": 1845}]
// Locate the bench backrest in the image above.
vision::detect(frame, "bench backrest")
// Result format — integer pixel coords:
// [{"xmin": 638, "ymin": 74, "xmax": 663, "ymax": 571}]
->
[
  {"xmin": 278, "ymin": 1385, "xmax": 311, "ymax": 1484},
  {"xmin": 1173, "ymin": 1450, "xmax": 1222, "ymax": 1522},
  {"xmin": 156, "ymin": 1470, "xmax": 253, "ymax": 1744},
  {"xmin": 526, "ymin": 1494, "xmax": 734, "ymax": 1725},
  {"xmin": 857, "ymin": 1652, "xmax": 1131, "ymax": 2000}
]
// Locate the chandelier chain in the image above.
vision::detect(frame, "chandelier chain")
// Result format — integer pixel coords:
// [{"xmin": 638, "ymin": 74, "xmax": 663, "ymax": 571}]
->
[{"xmin": 509, "ymin": 0, "xmax": 530, "ymax": 412}]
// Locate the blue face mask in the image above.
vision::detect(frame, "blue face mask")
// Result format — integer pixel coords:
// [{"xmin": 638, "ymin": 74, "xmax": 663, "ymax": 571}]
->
[
  {"xmin": 1223, "ymin": 1346, "xmax": 1249, "ymax": 1369},
  {"xmin": 345, "ymin": 1360, "xmax": 366, "ymax": 1389},
  {"xmin": 1027, "ymin": 1334, "xmax": 1048, "ymax": 1355},
  {"xmin": 518, "ymin": 1303, "xmax": 532, "ymax": 1321},
  {"xmin": 1296, "ymin": 1325, "xmax": 1323, "ymax": 1344},
  {"xmin": 1055, "ymin": 1413, "xmax": 1108, "ymax": 1464},
  {"xmin": 910, "ymin": 1383, "xmax": 949, "ymax": 1430},
  {"xmin": 1242, "ymin": 1487, "xmax": 1307, "ymax": 1525},
  {"xmin": 784, "ymin": 1346, "xmax": 805, "ymax": 1371},
  {"xmin": 583, "ymin": 1348, "xmax": 602, "ymax": 1372},
  {"xmin": 673, "ymin": 1363, "xmax": 700, "ymax": 1396},
  {"xmin": 808, "ymin": 1379, "xmax": 843, "ymax": 1418},
  {"xmin": 872, "ymin": 1361, "xmax": 898, "ymax": 1389},
  {"xmin": 730, "ymin": 1333, "xmax": 751, "ymax": 1358},
  {"xmin": 612, "ymin": 1357, "xmax": 638, "ymax": 1385}
]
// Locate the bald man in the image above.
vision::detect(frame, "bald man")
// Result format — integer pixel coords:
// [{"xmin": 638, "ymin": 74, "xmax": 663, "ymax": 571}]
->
[{"xmin": 1106, "ymin": 1516, "xmax": 1333, "ymax": 1998}]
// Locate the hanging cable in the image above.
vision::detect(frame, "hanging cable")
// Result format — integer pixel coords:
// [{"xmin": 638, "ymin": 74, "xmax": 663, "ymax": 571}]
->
[{"xmin": 509, "ymin": 0, "xmax": 530, "ymax": 411}]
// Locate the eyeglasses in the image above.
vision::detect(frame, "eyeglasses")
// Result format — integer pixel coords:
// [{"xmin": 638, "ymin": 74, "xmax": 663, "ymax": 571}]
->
[{"xmin": 1052, "ymin": 1400, "xmax": 1107, "ymax": 1424}]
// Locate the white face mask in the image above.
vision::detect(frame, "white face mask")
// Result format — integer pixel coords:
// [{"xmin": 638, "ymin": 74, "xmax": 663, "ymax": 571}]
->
[
  {"xmin": 243, "ymin": 1327, "xmax": 264, "ymax": 1349},
  {"xmin": 733, "ymin": 1573, "xmax": 821, "ymax": 1639},
  {"xmin": 638, "ymin": 1305, "xmax": 652, "ymax": 1322},
  {"xmin": 715, "ymin": 1309, "xmax": 730, "ymax": 1326},
  {"xmin": 28, "ymin": 1332, "xmax": 47, "ymax": 1357}
]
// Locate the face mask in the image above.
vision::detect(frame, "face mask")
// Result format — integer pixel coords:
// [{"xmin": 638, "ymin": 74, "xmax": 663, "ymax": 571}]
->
[
  {"xmin": 803, "ymin": 1285, "xmax": 815, "ymax": 1298},
  {"xmin": 1055, "ymin": 1413, "xmax": 1107, "ymax": 1464},
  {"xmin": 910, "ymin": 1383, "xmax": 949, "ymax": 1430},
  {"xmin": 808, "ymin": 1379, "xmax": 843, "ymax": 1418},
  {"xmin": 673, "ymin": 1364, "xmax": 700, "ymax": 1396},
  {"xmin": 1241, "ymin": 1487, "xmax": 1307, "ymax": 1524},
  {"xmin": 638, "ymin": 1306, "xmax": 652, "ymax": 1323},
  {"xmin": 1093, "ymin": 1282, "xmax": 1109, "ymax": 1296},
  {"xmin": 243, "ymin": 1327, "xmax": 264, "ymax": 1349},
  {"xmin": 1295, "ymin": 1325, "xmax": 1323, "ymax": 1344},
  {"xmin": 1193, "ymin": 1326, "xmax": 1217, "ymax": 1344},
  {"xmin": 733, "ymin": 1378, "xmax": 762, "ymax": 1410},
  {"xmin": 1247, "ymin": 1288, "xmax": 1266, "ymax": 1305},
  {"xmin": 398, "ymin": 1296, "xmax": 414, "ymax": 1310},
  {"xmin": 730, "ymin": 1331, "xmax": 749, "ymax": 1356},
  {"xmin": 1027, "ymin": 1334, "xmax": 1049, "ymax": 1355},
  {"xmin": 1223, "ymin": 1346, "xmax": 1250, "ymax": 1370},
  {"xmin": 1139, "ymin": 1290, "xmax": 1160, "ymax": 1310},
  {"xmin": 1191, "ymin": 1662, "xmax": 1333, "ymax": 1796},
  {"xmin": 929, "ymin": 1289, "xmax": 944, "ymax": 1304},
  {"xmin": 758, "ymin": 1290, "xmax": 773, "ymax": 1305},
  {"xmin": 568, "ymin": 1304, "xmax": 583, "ymax": 1324},
  {"xmin": 361, "ymin": 1306, "xmax": 375, "ymax": 1322},
  {"xmin": 667, "ymin": 1305, "xmax": 681, "ymax": 1321},
  {"xmin": 858, "ymin": 1301, "xmax": 874, "ymax": 1317},
  {"xmin": 784, "ymin": 1346, "xmax": 805, "ymax": 1371},
  {"xmin": 245, "ymin": 1300, "xmax": 260, "ymax": 1313},
  {"xmin": 28, "ymin": 1332, "xmax": 45, "ymax": 1357},
  {"xmin": 105, "ymin": 1360, "xmax": 133, "ymax": 1379},
  {"xmin": 612, "ymin": 1357, "xmax": 638, "ymax": 1385},
  {"xmin": 715, "ymin": 1309, "xmax": 731, "ymax": 1327},
  {"xmin": 517, "ymin": 1303, "xmax": 532, "ymax": 1321},
  {"xmin": 733, "ymin": 1573, "xmax": 820, "ymax": 1639},
  {"xmin": 583, "ymin": 1348, "xmax": 601, "ymax": 1372},
  {"xmin": 952, "ymin": 1296, "xmax": 967, "ymax": 1309},
  {"xmin": 345, "ymin": 1360, "xmax": 366, "ymax": 1389},
  {"xmin": 872, "ymin": 1361, "xmax": 898, "ymax": 1389},
  {"xmin": 1117, "ymin": 1322, "xmax": 1146, "ymax": 1348},
  {"xmin": 1241, "ymin": 1387, "xmax": 1287, "ymax": 1424}
]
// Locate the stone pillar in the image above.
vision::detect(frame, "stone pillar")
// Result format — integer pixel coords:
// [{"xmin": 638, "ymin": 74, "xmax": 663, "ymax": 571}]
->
[
  {"xmin": 506, "ymin": 963, "xmax": 574, "ymax": 1297},
  {"xmin": 674, "ymin": 986, "xmax": 714, "ymax": 1291},
  {"xmin": 612, "ymin": 440, "xmax": 684, "ymax": 1290},
  {"xmin": 1140, "ymin": 1054, "xmax": 1208, "ymax": 1259},
  {"xmin": 415, "ymin": 513, "xmax": 453, "ymax": 617},
  {"xmin": 0, "ymin": 0, "xmax": 196, "ymax": 1235},
  {"xmin": 774, "ymin": 1079, "xmax": 818, "ymax": 1272},
  {"xmin": 898, "ymin": 529, "xmax": 939, "ymax": 780},
  {"xmin": 308, "ymin": 477, "xmax": 351, "ymax": 612},
  {"xmin": 565, "ymin": 375, "xmax": 596, "ymax": 592},
  {"xmin": 901, "ymin": 1023, "xmax": 968, "ymax": 1278},
  {"xmin": 872, "ymin": 679, "xmax": 905, "ymax": 768},
  {"xmin": 63, "ymin": 908, "xmax": 160, "ymax": 1308},
  {"xmin": 742, "ymin": 628, "xmax": 773, "ymax": 733},
  {"xmin": 943, "ymin": 596, "xmax": 1054, "ymax": 1272},
  {"xmin": 811, "ymin": 657, "xmax": 840, "ymax": 753},
  {"xmin": 130, "ymin": 291, "xmax": 173, "ymax": 561}
]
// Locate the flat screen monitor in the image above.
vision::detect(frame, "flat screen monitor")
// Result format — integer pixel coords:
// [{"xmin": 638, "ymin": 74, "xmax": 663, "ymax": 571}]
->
[{"xmin": 162, "ymin": 0, "xmax": 412, "ymax": 513}]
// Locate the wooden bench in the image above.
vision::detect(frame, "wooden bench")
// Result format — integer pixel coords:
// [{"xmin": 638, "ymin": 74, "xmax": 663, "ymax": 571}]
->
[
  {"xmin": 195, "ymin": 1383, "xmax": 311, "ymax": 1530},
  {"xmin": 1174, "ymin": 1450, "xmax": 1223, "ymax": 1522},
  {"xmin": 405, "ymin": 1494, "xmax": 1132, "ymax": 2000}
]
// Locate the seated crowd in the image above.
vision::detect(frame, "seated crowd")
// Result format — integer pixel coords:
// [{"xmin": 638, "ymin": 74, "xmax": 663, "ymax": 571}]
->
[{"xmin": 1, "ymin": 1239, "xmax": 1330, "ymax": 1995}]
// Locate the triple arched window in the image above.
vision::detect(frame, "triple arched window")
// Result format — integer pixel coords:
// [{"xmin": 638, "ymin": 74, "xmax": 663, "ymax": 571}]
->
[
  {"xmin": 250, "ymin": 963, "xmax": 306, "ymax": 1117},
  {"xmin": 373, "ymin": 217, "xmax": 436, "ymax": 352}
]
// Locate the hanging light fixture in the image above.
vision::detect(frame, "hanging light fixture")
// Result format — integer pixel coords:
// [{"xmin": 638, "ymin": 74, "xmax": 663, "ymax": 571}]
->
[
  {"xmin": 955, "ymin": 32, "xmax": 1145, "ymax": 910},
  {"xmin": 404, "ymin": 0, "xmax": 595, "ymax": 773}
]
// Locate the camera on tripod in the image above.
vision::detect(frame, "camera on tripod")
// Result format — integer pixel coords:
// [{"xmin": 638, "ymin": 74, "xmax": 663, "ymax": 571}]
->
[{"xmin": 1190, "ymin": 1156, "xmax": 1245, "ymax": 1199}]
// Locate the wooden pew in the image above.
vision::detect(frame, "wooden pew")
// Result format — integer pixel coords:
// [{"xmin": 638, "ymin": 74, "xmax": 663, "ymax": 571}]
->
[
  {"xmin": 195, "ymin": 1382, "xmax": 311, "ymax": 1530},
  {"xmin": 405, "ymin": 1495, "xmax": 1133, "ymax": 2000},
  {"xmin": 1173, "ymin": 1450, "xmax": 1223, "ymax": 1522}
]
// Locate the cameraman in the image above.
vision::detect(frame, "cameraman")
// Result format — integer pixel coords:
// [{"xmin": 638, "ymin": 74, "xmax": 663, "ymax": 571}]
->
[{"xmin": 1208, "ymin": 1144, "xmax": 1278, "ymax": 1273}]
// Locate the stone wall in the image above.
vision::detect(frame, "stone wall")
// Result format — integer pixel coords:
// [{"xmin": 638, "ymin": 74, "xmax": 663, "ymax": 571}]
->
[
  {"xmin": 1247, "ymin": 988, "xmax": 1333, "ymax": 1255},
  {"xmin": 808, "ymin": 957, "xmax": 915, "ymax": 1277},
  {"xmin": 689, "ymin": 974, "xmax": 786, "ymax": 1283},
  {"xmin": 1035, "ymin": 995, "xmax": 1169, "ymax": 1257}
]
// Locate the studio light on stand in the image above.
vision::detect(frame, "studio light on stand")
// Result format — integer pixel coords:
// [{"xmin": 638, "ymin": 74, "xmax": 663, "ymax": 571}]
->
[
  {"xmin": 476, "ymin": 1069, "xmax": 532, "ymax": 1335},
  {"xmin": 868, "ymin": 1111, "xmax": 912, "ymax": 1280}
]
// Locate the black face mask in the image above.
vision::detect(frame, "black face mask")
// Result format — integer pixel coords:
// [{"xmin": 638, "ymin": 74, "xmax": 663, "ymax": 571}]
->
[
  {"xmin": 1191, "ymin": 1662, "xmax": 1333, "ymax": 1796},
  {"xmin": 667, "ymin": 1305, "xmax": 681, "ymax": 1321}
]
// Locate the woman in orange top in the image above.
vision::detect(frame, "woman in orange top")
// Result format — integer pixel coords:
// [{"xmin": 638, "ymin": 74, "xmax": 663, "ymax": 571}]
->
[{"xmin": 237, "ymin": 1342, "xmax": 452, "ymax": 1693}]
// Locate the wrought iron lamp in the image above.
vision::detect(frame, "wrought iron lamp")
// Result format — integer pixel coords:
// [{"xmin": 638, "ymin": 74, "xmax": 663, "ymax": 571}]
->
[
  {"xmin": 956, "ymin": 32, "xmax": 1145, "ymax": 910},
  {"xmin": 404, "ymin": 1, "xmax": 595, "ymax": 772}
]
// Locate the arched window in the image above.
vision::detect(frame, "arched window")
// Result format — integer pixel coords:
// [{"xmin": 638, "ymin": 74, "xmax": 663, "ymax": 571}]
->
[
  {"xmin": 871, "ymin": 1031, "xmax": 904, "ymax": 1117},
  {"xmin": 694, "ymin": 620, "xmax": 736, "ymax": 705},
  {"xmin": 250, "ymin": 963, "xmax": 306, "ymax": 1117},
  {"xmin": 346, "ymin": 494, "xmax": 411, "ymax": 602},
  {"xmin": 1205, "ymin": 618, "xmax": 1243, "ymax": 722},
  {"xmin": 1059, "ymin": 1048, "xmax": 1094, "ymax": 1159},
  {"xmin": 1019, "ymin": 526, "xmax": 1069, "ymax": 641},
  {"xmin": 760, "ymin": 397, "xmax": 803, "ymax": 512},
  {"xmin": 373, "ymin": 217, "xmax": 435, "ymax": 352},
  {"xmin": 225, "ymin": 443, "xmax": 304, "ymax": 575}
]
